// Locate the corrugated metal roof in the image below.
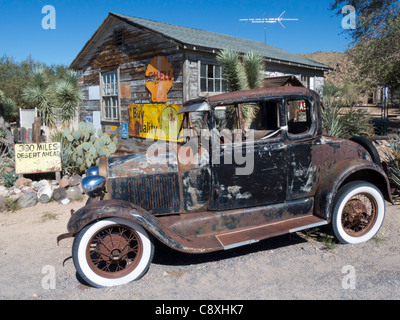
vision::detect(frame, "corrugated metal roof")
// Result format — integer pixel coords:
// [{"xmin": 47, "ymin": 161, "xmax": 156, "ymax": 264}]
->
[{"xmin": 111, "ymin": 13, "xmax": 330, "ymax": 71}]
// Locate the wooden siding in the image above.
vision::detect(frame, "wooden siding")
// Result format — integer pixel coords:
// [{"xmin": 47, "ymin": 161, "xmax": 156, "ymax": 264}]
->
[{"xmin": 77, "ymin": 17, "xmax": 185, "ymax": 153}]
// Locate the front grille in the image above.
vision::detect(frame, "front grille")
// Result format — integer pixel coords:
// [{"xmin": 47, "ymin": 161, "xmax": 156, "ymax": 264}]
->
[{"xmin": 109, "ymin": 173, "xmax": 180, "ymax": 214}]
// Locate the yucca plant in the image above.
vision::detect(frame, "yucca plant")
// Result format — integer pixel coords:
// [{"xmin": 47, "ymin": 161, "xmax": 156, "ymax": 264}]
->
[
  {"xmin": 243, "ymin": 51, "xmax": 264, "ymax": 89},
  {"xmin": 321, "ymin": 97, "xmax": 373, "ymax": 139},
  {"xmin": 216, "ymin": 49, "xmax": 265, "ymax": 129},
  {"xmin": 23, "ymin": 68, "xmax": 83, "ymax": 126},
  {"xmin": 54, "ymin": 79, "xmax": 83, "ymax": 123},
  {"xmin": 23, "ymin": 68, "xmax": 57, "ymax": 125}
]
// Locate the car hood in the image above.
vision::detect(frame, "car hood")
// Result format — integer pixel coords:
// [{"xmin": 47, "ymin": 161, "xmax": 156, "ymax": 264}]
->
[{"xmin": 106, "ymin": 144, "xmax": 209, "ymax": 178}]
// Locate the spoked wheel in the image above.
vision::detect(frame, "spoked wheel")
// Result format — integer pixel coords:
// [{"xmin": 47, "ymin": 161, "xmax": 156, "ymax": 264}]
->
[
  {"xmin": 73, "ymin": 218, "xmax": 154, "ymax": 288},
  {"xmin": 332, "ymin": 181, "xmax": 385, "ymax": 244}
]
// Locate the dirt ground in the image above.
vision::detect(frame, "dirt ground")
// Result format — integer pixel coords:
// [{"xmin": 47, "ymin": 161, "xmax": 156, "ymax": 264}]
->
[{"xmin": 1, "ymin": 196, "xmax": 400, "ymax": 301}]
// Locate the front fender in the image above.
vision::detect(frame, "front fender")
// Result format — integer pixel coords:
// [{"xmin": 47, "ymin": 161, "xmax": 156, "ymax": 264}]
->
[
  {"xmin": 57, "ymin": 199, "xmax": 190, "ymax": 252},
  {"xmin": 314, "ymin": 158, "xmax": 392, "ymax": 221}
]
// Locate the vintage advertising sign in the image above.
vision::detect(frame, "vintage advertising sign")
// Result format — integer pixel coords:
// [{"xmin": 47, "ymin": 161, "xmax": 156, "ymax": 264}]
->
[
  {"xmin": 128, "ymin": 104, "xmax": 182, "ymax": 141},
  {"xmin": 105, "ymin": 125, "xmax": 118, "ymax": 142},
  {"xmin": 145, "ymin": 56, "xmax": 174, "ymax": 103},
  {"xmin": 15, "ymin": 142, "xmax": 61, "ymax": 174}
]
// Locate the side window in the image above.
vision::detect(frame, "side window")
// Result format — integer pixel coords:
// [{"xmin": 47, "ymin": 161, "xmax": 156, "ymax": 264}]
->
[
  {"xmin": 287, "ymin": 99, "xmax": 311, "ymax": 135},
  {"xmin": 214, "ymin": 105, "xmax": 240, "ymax": 143},
  {"xmin": 241, "ymin": 100, "xmax": 282, "ymax": 141}
]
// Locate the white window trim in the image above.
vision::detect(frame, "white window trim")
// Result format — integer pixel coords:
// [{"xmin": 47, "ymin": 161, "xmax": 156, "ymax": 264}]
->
[{"xmin": 99, "ymin": 68, "xmax": 121, "ymax": 123}]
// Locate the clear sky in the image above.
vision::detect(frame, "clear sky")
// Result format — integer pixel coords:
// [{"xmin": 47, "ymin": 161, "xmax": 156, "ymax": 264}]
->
[{"xmin": 0, "ymin": 0, "xmax": 351, "ymax": 66}]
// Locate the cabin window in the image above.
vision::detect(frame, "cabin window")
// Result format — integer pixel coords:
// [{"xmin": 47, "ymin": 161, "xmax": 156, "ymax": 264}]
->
[
  {"xmin": 101, "ymin": 71, "xmax": 120, "ymax": 121},
  {"xmin": 200, "ymin": 63, "xmax": 226, "ymax": 93}
]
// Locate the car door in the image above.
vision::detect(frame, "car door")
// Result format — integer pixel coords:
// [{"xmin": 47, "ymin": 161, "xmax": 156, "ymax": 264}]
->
[
  {"xmin": 210, "ymin": 99, "xmax": 287, "ymax": 211},
  {"xmin": 285, "ymin": 95, "xmax": 319, "ymax": 200}
]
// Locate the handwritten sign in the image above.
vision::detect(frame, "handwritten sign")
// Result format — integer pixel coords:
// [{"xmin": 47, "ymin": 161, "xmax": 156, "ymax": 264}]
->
[{"xmin": 15, "ymin": 143, "xmax": 61, "ymax": 174}]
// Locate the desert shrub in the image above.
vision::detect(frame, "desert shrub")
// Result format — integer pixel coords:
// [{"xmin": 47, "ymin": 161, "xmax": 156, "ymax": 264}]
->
[
  {"xmin": 384, "ymin": 135, "xmax": 400, "ymax": 197},
  {"xmin": 321, "ymin": 98, "xmax": 374, "ymax": 138},
  {"xmin": 3, "ymin": 170, "xmax": 17, "ymax": 188}
]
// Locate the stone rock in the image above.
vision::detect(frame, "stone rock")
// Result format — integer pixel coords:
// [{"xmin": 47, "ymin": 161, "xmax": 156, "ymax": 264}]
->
[
  {"xmin": 53, "ymin": 187, "xmax": 67, "ymax": 202},
  {"xmin": 0, "ymin": 186, "xmax": 10, "ymax": 197},
  {"xmin": 17, "ymin": 192, "xmax": 38, "ymax": 208},
  {"xmin": 68, "ymin": 174, "xmax": 82, "ymax": 187},
  {"xmin": 9, "ymin": 193, "xmax": 21, "ymax": 201},
  {"xmin": 10, "ymin": 187, "xmax": 21, "ymax": 195},
  {"xmin": 14, "ymin": 177, "xmax": 32, "ymax": 189},
  {"xmin": 32, "ymin": 180, "xmax": 50, "ymax": 192},
  {"xmin": 21, "ymin": 186, "xmax": 33, "ymax": 193},
  {"xmin": 58, "ymin": 177, "xmax": 69, "ymax": 188},
  {"xmin": 37, "ymin": 185, "xmax": 53, "ymax": 204},
  {"xmin": 66, "ymin": 186, "xmax": 83, "ymax": 201}
]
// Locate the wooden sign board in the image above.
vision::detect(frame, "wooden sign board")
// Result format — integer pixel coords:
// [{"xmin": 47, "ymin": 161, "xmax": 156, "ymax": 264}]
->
[{"xmin": 15, "ymin": 142, "xmax": 61, "ymax": 174}]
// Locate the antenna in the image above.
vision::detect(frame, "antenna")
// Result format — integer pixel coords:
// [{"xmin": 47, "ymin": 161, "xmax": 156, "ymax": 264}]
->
[{"xmin": 240, "ymin": 11, "xmax": 299, "ymax": 43}]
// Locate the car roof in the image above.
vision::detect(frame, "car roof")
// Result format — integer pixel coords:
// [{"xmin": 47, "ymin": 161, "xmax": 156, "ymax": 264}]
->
[
  {"xmin": 208, "ymin": 86, "xmax": 314, "ymax": 104},
  {"xmin": 183, "ymin": 86, "xmax": 315, "ymax": 109}
]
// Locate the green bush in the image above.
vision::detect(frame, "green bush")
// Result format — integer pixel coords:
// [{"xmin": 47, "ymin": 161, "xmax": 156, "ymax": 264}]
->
[{"xmin": 3, "ymin": 170, "xmax": 17, "ymax": 188}]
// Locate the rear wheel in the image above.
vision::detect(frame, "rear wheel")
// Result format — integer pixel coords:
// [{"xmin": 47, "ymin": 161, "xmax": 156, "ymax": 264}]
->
[
  {"xmin": 332, "ymin": 181, "xmax": 385, "ymax": 244},
  {"xmin": 72, "ymin": 218, "xmax": 154, "ymax": 288}
]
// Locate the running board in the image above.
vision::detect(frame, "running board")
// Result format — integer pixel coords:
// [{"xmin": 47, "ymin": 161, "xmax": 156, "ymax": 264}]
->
[{"xmin": 216, "ymin": 215, "xmax": 328, "ymax": 250}]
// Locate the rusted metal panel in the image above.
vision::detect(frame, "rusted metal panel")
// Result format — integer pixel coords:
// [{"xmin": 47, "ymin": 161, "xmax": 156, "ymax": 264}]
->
[
  {"xmin": 313, "ymin": 158, "xmax": 392, "ymax": 221},
  {"xmin": 60, "ymin": 197, "xmax": 315, "ymax": 253},
  {"xmin": 109, "ymin": 173, "xmax": 181, "ymax": 214}
]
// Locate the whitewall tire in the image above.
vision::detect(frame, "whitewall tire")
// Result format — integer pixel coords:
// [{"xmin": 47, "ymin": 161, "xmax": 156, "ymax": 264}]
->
[
  {"xmin": 72, "ymin": 218, "xmax": 154, "ymax": 288},
  {"xmin": 332, "ymin": 181, "xmax": 385, "ymax": 244}
]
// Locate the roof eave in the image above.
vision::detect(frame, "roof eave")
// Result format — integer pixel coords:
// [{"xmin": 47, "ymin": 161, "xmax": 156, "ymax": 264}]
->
[{"xmin": 181, "ymin": 44, "xmax": 331, "ymax": 71}]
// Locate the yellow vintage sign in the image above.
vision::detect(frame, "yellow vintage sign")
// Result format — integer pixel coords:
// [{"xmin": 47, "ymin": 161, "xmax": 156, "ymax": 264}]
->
[
  {"xmin": 15, "ymin": 142, "xmax": 61, "ymax": 174},
  {"xmin": 129, "ymin": 104, "xmax": 182, "ymax": 141}
]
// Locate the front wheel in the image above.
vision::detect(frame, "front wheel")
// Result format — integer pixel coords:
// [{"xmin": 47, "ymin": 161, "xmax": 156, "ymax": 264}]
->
[
  {"xmin": 332, "ymin": 181, "xmax": 385, "ymax": 244},
  {"xmin": 72, "ymin": 218, "xmax": 154, "ymax": 288}
]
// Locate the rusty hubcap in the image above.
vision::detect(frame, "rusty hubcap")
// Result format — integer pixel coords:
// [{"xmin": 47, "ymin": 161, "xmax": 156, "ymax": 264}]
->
[
  {"xmin": 341, "ymin": 193, "xmax": 378, "ymax": 237},
  {"xmin": 86, "ymin": 225, "xmax": 143, "ymax": 278}
]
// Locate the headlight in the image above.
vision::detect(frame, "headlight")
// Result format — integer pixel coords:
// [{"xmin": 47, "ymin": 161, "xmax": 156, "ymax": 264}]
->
[
  {"xmin": 81, "ymin": 175, "xmax": 106, "ymax": 198},
  {"xmin": 86, "ymin": 166, "xmax": 99, "ymax": 176}
]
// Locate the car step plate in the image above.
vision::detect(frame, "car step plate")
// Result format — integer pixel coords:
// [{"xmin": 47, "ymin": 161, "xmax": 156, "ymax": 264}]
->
[{"xmin": 216, "ymin": 215, "xmax": 327, "ymax": 250}]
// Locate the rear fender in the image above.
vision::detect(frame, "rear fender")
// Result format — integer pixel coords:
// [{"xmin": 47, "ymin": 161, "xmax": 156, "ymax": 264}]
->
[{"xmin": 314, "ymin": 158, "xmax": 392, "ymax": 221}]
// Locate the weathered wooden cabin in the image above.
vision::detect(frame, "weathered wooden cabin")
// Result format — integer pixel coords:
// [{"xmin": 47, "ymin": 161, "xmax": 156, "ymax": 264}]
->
[{"xmin": 70, "ymin": 13, "xmax": 330, "ymax": 153}]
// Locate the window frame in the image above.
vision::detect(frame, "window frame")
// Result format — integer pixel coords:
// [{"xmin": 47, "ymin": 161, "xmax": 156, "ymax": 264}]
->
[
  {"xmin": 199, "ymin": 62, "xmax": 226, "ymax": 94},
  {"xmin": 100, "ymin": 69, "xmax": 121, "ymax": 123},
  {"xmin": 285, "ymin": 95, "xmax": 316, "ymax": 141}
]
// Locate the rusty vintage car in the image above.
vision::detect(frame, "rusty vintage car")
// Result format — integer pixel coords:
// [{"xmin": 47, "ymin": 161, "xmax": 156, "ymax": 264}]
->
[{"xmin": 58, "ymin": 86, "xmax": 392, "ymax": 288}]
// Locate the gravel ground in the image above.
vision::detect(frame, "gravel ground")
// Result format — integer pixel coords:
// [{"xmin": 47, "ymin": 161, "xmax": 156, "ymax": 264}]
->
[{"xmin": 1, "ymin": 196, "xmax": 400, "ymax": 301}]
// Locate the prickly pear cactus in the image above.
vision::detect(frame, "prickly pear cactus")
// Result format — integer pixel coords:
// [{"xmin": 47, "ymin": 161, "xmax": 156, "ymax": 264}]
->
[{"xmin": 62, "ymin": 122, "xmax": 117, "ymax": 173}]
